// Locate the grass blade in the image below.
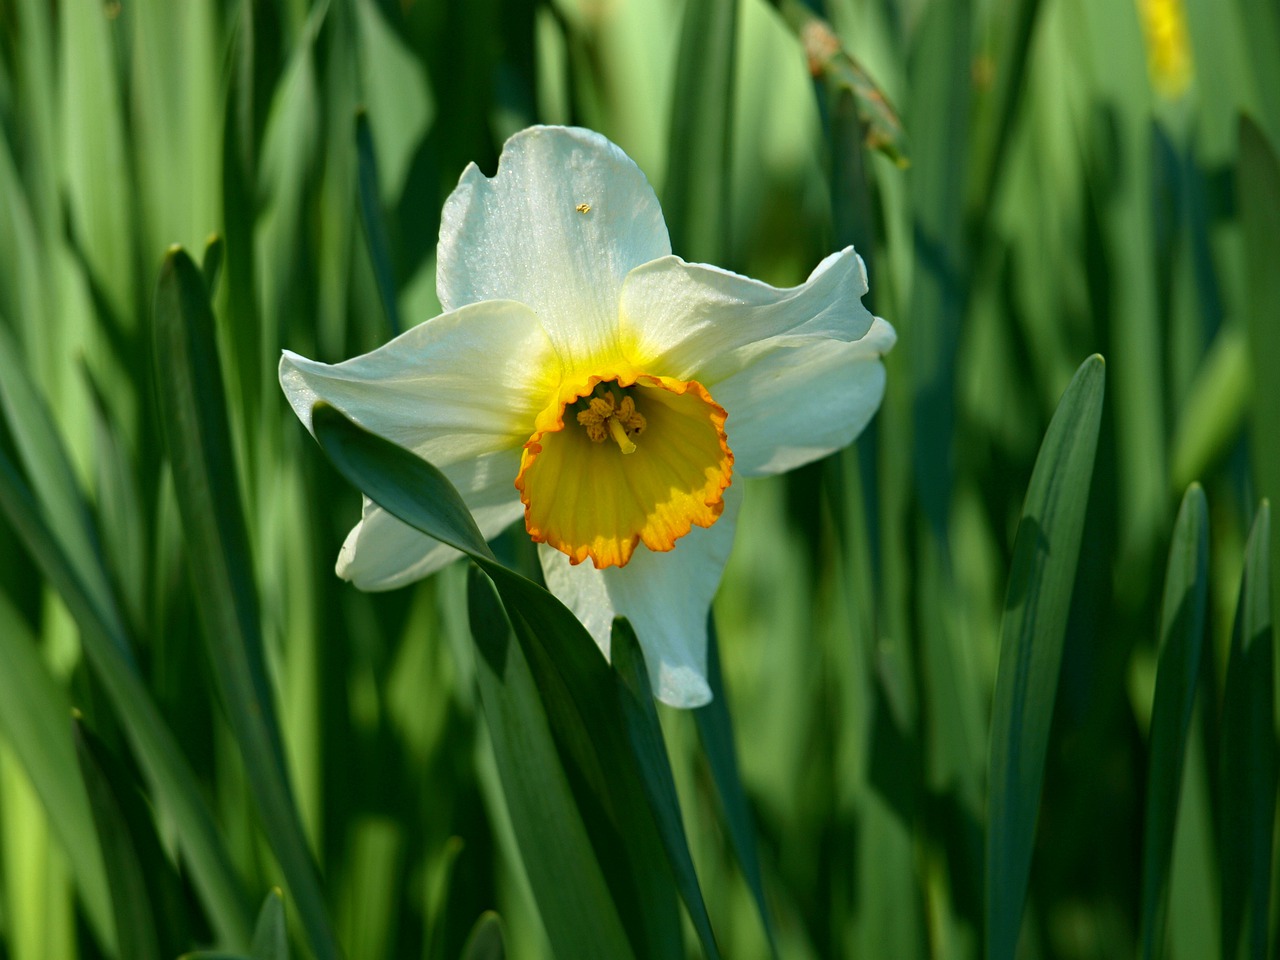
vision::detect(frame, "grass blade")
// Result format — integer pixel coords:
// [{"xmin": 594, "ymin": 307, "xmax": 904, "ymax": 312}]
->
[
  {"xmin": 0, "ymin": 376, "xmax": 253, "ymax": 950},
  {"xmin": 355, "ymin": 109, "xmax": 402, "ymax": 338},
  {"xmin": 986, "ymin": 354, "xmax": 1106, "ymax": 960},
  {"xmin": 312, "ymin": 403, "xmax": 684, "ymax": 959},
  {"xmin": 1139, "ymin": 483, "xmax": 1210, "ymax": 959},
  {"xmin": 72, "ymin": 721, "xmax": 164, "ymax": 960},
  {"xmin": 460, "ymin": 912, "xmax": 505, "ymax": 960},
  {"xmin": 1239, "ymin": 117, "xmax": 1280, "ymax": 680},
  {"xmin": 612, "ymin": 617, "xmax": 721, "ymax": 960},
  {"xmin": 664, "ymin": 0, "xmax": 736, "ymax": 262},
  {"xmin": 1219, "ymin": 502, "xmax": 1274, "ymax": 960},
  {"xmin": 0, "ymin": 325, "xmax": 118, "ymax": 638},
  {"xmin": 152, "ymin": 247, "xmax": 340, "ymax": 960},
  {"xmin": 694, "ymin": 618, "xmax": 778, "ymax": 956},
  {"xmin": 0, "ymin": 596, "xmax": 114, "ymax": 952},
  {"xmin": 467, "ymin": 570, "xmax": 637, "ymax": 960},
  {"xmin": 250, "ymin": 888, "xmax": 289, "ymax": 960}
]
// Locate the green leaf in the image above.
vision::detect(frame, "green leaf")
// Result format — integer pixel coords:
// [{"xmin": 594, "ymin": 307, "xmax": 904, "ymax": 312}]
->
[
  {"xmin": 72, "ymin": 721, "xmax": 163, "ymax": 960},
  {"xmin": 969, "ymin": 0, "xmax": 1046, "ymax": 211},
  {"xmin": 611, "ymin": 618, "xmax": 721, "ymax": 960},
  {"xmin": 1219, "ymin": 502, "xmax": 1274, "ymax": 960},
  {"xmin": 310, "ymin": 403, "xmax": 493, "ymax": 559},
  {"xmin": 203, "ymin": 234, "xmax": 225, "ymax": 294},
  {"xmin": 0, "ymin": 324, "xmax": 119, "ymax": 642},
  {"xmin": 694, "ymin": 619, "xmax": 778, "ymax": 957},
  {"xmin": 250, "ymin": 888, "xmax": 289, "ymax": 960},
  {"xmin": 0, "ymin": 371, "xmax": 252, "ymax": 950},
  {"xmin": 906, "ymin": 0, "xmax": 971, "ymax": 537},
  {"xmin": 1239, "ymin": 117, "xmax": 1280, "ymax": 684},
  {"xmin": 152, "ymin": 247, "xmax": 341, "ymax": 960},
  {"xmin": 664, "ymin": 0, "xmax": 736, "ymax": 262},
  {"xmin": 986, "ymin": 354, "xmax": 1106, "ymax": 960},
  {"xmin": 312, "ymin": 403, "xmax": 684, "ymax": 959},
  {"xmin": 0, "ymin": 596, "xmax": 115, "ymax": 952},
  {"xmin": 460, "ymin": 912, "xmax": 505, "ymax": 960},
  {"xmin": 355, "ymin": 109, "xmax": 402, "ymax": 337},
  {"xmin": 1139, "ymin": 484, "xmax": 1209, "ymax": 960},
  {"xmin": 1169, "ymin": 325, "xmax": 1251, "ymax": 493},
  {"xmin": 467, "ymin": 570, "xmax": 636, "ymax": 960}
]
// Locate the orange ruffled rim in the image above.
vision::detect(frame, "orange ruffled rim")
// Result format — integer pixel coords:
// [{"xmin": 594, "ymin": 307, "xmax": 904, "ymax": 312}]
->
[{"xmin": 514, "ymin": 372, "xmax": 734, "ymax": 569}]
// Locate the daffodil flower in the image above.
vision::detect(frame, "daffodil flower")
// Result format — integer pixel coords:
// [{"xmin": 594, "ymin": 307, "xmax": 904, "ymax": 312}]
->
[{"xmin": 280, "ymin": 126, "xmax": 894, "ymax": 707}]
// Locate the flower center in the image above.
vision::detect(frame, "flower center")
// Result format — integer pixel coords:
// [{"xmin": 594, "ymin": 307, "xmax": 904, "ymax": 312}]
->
[
  {"xmin": 514, "ymin": 374, "xmax": 734, "ymax": 569},
  {"xmin": 574, "ymin": 383, "xmax": 647, "ymax": 454}
]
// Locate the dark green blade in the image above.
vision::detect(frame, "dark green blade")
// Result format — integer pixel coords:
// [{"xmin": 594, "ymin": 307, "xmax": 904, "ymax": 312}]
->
[
  {"xmin": 355, "ymin": 108, "xmax": 402, "ymax": 337},
  {"xmin": 460, "ymin": 912, "xmax": 505, "ymax": 960},
  {"xmin": 664, "ymin": 0, "xmax": 736, "ymax": 263},
  {"xmin": 1219, "ymin": 503, "xmax": 1274, "ymax": 960},
  {"xmin": 72, "ymin": 720, "xmax": 163, "ymax": 960},
  {"xmin": 1139, "ymin": 484, "xmax": 1210, "ymax": 959},
  {"xmin": 250, "ymin": 888, "xmax": 289, "ymax": 960},
  {"xmin": 152, "ymin": 247, "xmax": 340, "ymax": 960},
  {"xmin": 312, "ymin": 403, "xmax": 683, "ymax": 958},
  {"xmin": 694, "ymin": 619, "xmax": 778, "ymax": 957},
  {"xmin": 0, "ymin": 371, "xmax": 253, "ymax": 949},
  {"xmin": 467, "ymin": 570, "xmax": 636, "ymax": 960},
  {"xmin": 1239, "ymin": 117, "xmax": 1280, "ymax": 696},
  {"xmin": 986, "ymin": 354, "xmax": 1106, "ymax": 960},
  {"xmin": 0, "ymin": 595, "xmax": 114, "ymax": 949},
  {"xmin": 612, "ymin": 617, "xmax": 721, "ymax": 960}
]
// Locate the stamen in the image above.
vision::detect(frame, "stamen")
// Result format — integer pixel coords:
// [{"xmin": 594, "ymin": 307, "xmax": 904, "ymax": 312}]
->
[{"xmin": 575, "ymin": 382, "xmax": 643, "ymax": 453}]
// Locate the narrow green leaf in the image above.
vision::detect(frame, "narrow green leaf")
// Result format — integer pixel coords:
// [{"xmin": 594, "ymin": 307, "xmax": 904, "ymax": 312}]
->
[
  {"xmin": 0, "ymin": 324, "xmax": 119, "ymax": 644},
  {"xmin": 1219, "ymin": 502, "xmax": 1274, "ymax": 960},
  {"xmin": 1169, "ymin": 325, "xmax": 1251, "ymax": 493},
  {"xmin": 250, "ymin": 888, "xmax": 289, "ymax": 960},
  {"xmin": 694, "ymin": 619, "xmax": 778, "ymax": 957},
  {"xmin": 969, "ymin": 0, "xmax": 1045, "ymax": 210},
  {"xmin": 203, "ymin": 234, "xmax": 225, "ymax": 294},
  {"xmin": 0, "ymin": 596, "xmax": 115, "ymax": 951},
  {"xmin": 355, "ymin": 109, "xmax": 402, "ymax": 337},
  {"xmin": 906, "ymin": 0, "xmax": 971, "ymax": 537},
  {"xmin": 664, "ymin": 0, "xmax": 736, "ymax": 262},
  {"xmin": 152, "ymin": 247, "xmax": 340, "ymax": 960},
  {"xmin": 460, "ymin": 912, "xmax": 505, "ymax": 960},
  {"xmin": 611, "ymin": 618, "xmax": 721, "ymax": 960},
  {"xmin": 986, "ymin": 354, "xmax": 1106, "ymax": 960},
  {"xmin": 73, "ymin": 721, "xmax": 163, "ymax": 960},
  {"xmin": 81, "ymin": 360, "xmax": 147, "ymax": 633},
  {"xmin": 467, "ymin": 570, "xmax": 636, "ymax": 960},
  {"xmin": 1239, "ymin": 117, "xmax": 1280, "ymax": 680},
  {"xmin": 312, "ymin": 404, "xmax": 683, "ymax": 958},
  {"xmin": 0, "ymin": 390, "xmax": 252, "ymax": 950},
  {"xmin": 311, "ymin": 403, "xmax": 493, "ymax": 559},
  {"xmin": 1139, "ymin": 484, "xmax": 1210, "ymax": 960}
]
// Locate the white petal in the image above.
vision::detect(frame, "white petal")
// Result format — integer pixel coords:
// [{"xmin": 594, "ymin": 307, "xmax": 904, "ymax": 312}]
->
[
  {"xmin": 437, "ymin": 126, "xmax": 670, "ymax": 371},
  {"xmin": 338, "ymin": 495, "xmax": 524, "ymax": 591},
  {"xmin": 279, "ymin": 299, "xmax": 559, "ymax": 465},
  {"xmin": 619, "ymin": 247, "xmax": 874, "ymax": 383},
  {"xmin": 539, "ymin": 485, "xmax": 744, "ymax": 708},
  {"xmin": 716, "ymin": 317, "xmax": 896, "ymax": 477}
]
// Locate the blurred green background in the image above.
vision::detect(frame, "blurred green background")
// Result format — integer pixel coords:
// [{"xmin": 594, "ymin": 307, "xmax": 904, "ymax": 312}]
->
[{"xmin": 1, "ymin": 0, "xmax": 1278, "ymax": 958}]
